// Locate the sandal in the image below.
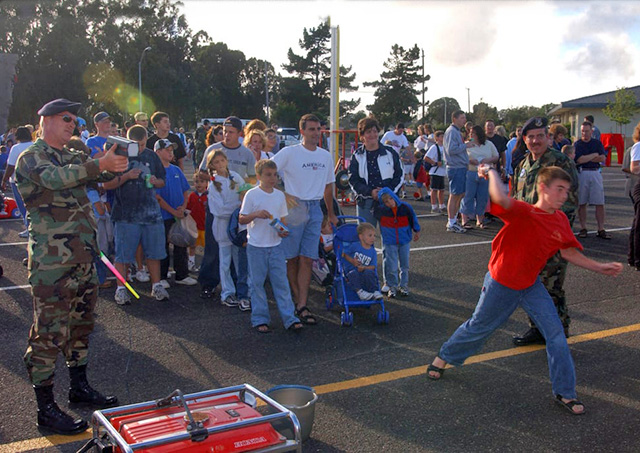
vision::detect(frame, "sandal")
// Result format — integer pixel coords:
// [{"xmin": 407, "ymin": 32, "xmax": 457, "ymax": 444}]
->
[
  {"xmin": 255, "ymin": 324, "xmax": 272, "ymax": 334},
  {"xmin": 426, "ymin": 363, "xmax": 445, "ymax": 380},
  {"xmin": 296, "ymin": 306, "xmax": 317, "ymax": 325},
  {"xmin": 578, "ymin": 229, "xmax": 588, "ymax": 238},
  {"xmin": 287, "ymin": 322, "xmax": 303, "ymax": 333},
  {"xmin": 596, "ymin": 229, "xmax": 611, "ymax": 240},
  {"xmin": 476, "ymin": 223, "xmax": 487, "ymax": 229},
  {"xmin": 462, "ymin": 221, "xmax": 475, "ymax": 229},
  {"xmin": 555, "ymin": 394, "xmax": 585, "ymax": 415}
]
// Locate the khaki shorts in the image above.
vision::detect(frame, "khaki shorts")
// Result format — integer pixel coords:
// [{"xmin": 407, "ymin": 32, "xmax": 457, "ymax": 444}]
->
[{"xmin": 578, "ymin": 170, "xmax": 605, "ymax": 205}]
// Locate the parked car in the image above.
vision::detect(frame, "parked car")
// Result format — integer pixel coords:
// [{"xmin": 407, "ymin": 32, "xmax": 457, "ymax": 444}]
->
[{"xmin": 277, "ymin": 127, "xmax": 301, "ymax": 149}]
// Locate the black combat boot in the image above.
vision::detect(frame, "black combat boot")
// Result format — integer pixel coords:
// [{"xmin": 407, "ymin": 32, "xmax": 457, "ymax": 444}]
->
[
  {"xmin": 34, "ymin": 385, "xmax": 88, "ymax": 435},
  {"xmin": 68, "ymin": 365, "xmax": 118, "ymax": 408},
  {"xmin": 512, "ymin": 327, "xmax": 545, "ymax": 346}
]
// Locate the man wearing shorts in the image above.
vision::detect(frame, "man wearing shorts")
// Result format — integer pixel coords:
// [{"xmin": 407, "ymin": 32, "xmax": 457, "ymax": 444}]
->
[
  {"xmin": 424, "ymin": 130, "xmax": 447, "ymax": 213},
  {"xmin": 271, "ymin": 114, "xmax": 338, "ymax": 325},
  {"xmin": 574, "ymin": 121, "xmax": 611, "ymax": 239},
  {"xmin": 444, "ymin": 110, "xmax": 474, "ymax": 233}
]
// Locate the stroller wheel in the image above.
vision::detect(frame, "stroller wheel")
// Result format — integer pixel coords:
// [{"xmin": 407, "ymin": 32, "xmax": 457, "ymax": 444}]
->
[
  {"xmin": 340, "ymin": 311, "xmax": 353, "ymax": 327},
  {"xmin": 377, "ymin": 310, "xmax": 390, "ymax": 325}
]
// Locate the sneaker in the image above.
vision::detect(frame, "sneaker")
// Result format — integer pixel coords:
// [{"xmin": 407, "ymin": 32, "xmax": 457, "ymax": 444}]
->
[
  {"xmin": 168, "ymin": 270, "xmax": 176, "ymax": 279},
  {"xmin": 401, "ymin": 191, "xmax": 406, "ymax": 199},
  {"xmin": 135, "ymin": 269, "xmax": 150, "ymax": 282},
  {"xmin": 431, "ymin": 206, "xmax": 439, "ymax": 213},
  {"xmin": 175, "ymin": 276, "xmax": 197, "ymax": 286},
  {"xmin": 159, "ymin": 279, "xmax": 170, "ymax": 289},
  {"xmin": 188, "ymin": 261, "xmax": 199, "ymax": 272},
  {"xmin": 357, "ymin": 289, "xmax": 375, "ymax": 300},
  {"xmin": 19, "ymin": 229, "xmax": 29, "ymax": 238},
  {"xmin": 126, "ymin": 268, "xmax": 134, "ymax": 282},
  {"xmin": 446, "ymin": 223, "xmax": 467, "ymax": 233},
  {"xmin": 114, "ymin": 287, "xmax": 131, "ymax": 306},
  {"xmin": 387, "ymin": 288, "xmax": 397, "ymax": 298},
  {"xmin": 152, "ymin": 283, "xmax": 170, "ymax": 301},
  {"xmin": 222, "ymin": 295, "xmax": 239, "ymax": 307},
  {"xmin": 381, "ymin": 284, "xmax": 390, "ymax": 293},
  {"xmin": 372, "ymin": 291, "xmax": 383, "ymax": 299},
  {"xmin": 399, "ymin": 287, "xmax": 409, "ymax": 297},
  {"xmin": 238, "ymin": 298, "xmax": 251, "ymax": 311}
]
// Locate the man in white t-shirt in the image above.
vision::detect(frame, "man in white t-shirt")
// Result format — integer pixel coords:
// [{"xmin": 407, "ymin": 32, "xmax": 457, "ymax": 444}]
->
[
  {"xmin": 381, "ymin": 123, "xmax": 409, "ymax": 154},
  {"xmin": 271, "ymin": 114, "xmax": 338, "ymax": 325},
  {"xmin": 424, "ymin": 130, "xmax": 447, "ymax": 213}
]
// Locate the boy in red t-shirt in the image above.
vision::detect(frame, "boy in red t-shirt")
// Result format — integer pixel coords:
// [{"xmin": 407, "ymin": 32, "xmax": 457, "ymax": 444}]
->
[
  {"xmin": 427, "ymin": 165, "xmax": 622, "ymax": 415},
  {"xmin": 187, "ymin": 172, "xmax": 208, "ymax": 272}
]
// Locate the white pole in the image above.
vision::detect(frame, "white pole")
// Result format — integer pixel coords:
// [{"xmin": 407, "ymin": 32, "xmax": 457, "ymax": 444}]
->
[{"xmin": 330, "ymin": 25, "xmax": 340, "ymax": 162}]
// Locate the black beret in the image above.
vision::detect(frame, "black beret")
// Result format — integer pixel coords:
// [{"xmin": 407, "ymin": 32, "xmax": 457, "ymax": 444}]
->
[
  {"xmin": 37, "ymin": 98, "xmax": 82, "ymax": 117},
  {"xmin": 521, "ymin": 117, "xmax": 548, "ymax": 136}
]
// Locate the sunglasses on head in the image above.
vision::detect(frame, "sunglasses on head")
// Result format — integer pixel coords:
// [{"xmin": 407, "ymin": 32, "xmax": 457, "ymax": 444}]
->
[{"xmin": 59, "ymin": 114, "xmax": 79, "ymax": 126}]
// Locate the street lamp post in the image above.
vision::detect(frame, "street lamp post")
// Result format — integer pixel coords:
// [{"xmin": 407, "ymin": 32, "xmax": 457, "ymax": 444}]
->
[
  {"xmin": 465, "ymin": 87, "xmax": 470, "ymax": 113},
  {"xmin": 138, "ymin": 46, "xmax": 152, "ymax": 112}
]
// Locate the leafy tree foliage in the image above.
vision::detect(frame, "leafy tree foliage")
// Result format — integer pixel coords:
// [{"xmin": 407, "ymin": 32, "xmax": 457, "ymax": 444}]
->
[
  {"xmin": 427, "ymin": 97, "xmax": 461, "ymax": 128},
  {"xmin": 282, "ymin": 20, "xmax": 358, "ymax": 117},
  {"xmin": 498, "ymin": 104, "xmax": 555, "ymax": 133},
  {"xmin": 467, "ymin": 101, "xmax": 499, "ymax": 128},
  {"xmin": 365, "ymin": 44, "xmax": 428, "ymax": 128},
  {"xmin": 603, "ymin": 87, "xmax": 640, "ymax": 130}
]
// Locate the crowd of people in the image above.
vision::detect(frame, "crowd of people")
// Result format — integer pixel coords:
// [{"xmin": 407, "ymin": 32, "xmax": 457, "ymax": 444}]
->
[{"xmin": 2, "ymin": 97, "xmax": 639, "ymax": 433}]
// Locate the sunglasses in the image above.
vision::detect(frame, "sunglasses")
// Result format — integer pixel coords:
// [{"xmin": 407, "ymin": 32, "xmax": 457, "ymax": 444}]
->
[{"xmin": 59, "ymin": 114, "xmax": 79, "ymax": 126}]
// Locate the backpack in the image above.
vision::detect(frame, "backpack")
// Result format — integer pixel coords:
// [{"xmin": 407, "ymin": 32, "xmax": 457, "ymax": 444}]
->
[
  {"xmin": 227, "ymin": 207, "xmax": 247, "ymax": 248},
  {"xmin": 423, "ymin": 144, "xmax": 441, "ymax": 172}
]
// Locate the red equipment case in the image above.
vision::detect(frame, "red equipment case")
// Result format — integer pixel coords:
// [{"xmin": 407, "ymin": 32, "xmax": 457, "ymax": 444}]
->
[{"xmin": 86, "ymin": 385, "xmax": 301, "ymax": 453}]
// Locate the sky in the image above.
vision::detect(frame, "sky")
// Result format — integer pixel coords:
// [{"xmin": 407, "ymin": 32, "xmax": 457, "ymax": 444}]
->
[{"xmin": 179, "ymin": 0, "xmax": 640, "ymax": 114}]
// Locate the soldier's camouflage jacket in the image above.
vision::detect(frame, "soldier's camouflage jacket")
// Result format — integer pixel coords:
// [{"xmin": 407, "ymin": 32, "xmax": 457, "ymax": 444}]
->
[
  {"xmin": 15, "ymin": 138, "xmax": 114, "ymax": 269},
  {"xmin": 511, "ymin": 147, "xmax": 579, "ymax": 219}
]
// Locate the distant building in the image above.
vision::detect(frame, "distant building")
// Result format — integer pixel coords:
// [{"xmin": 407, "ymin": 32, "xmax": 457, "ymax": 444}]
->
[{"xmin": 549, "ymin": 85, "xmax": 640, "ymax": 146}]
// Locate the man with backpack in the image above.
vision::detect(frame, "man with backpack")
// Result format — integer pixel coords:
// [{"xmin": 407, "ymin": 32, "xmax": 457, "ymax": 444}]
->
[{"xmin": 424, "ymin": 131, "xmax": 447, "ymax": 213}]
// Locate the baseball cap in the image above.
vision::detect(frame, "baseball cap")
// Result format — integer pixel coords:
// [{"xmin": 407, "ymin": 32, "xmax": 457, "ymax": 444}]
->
[
  {"xmin": 93, "ymin": 111, "xmax": 111, "ymax": 124},
  {"xmin": 154, "ymin": 139, "xmax": 177, "ymax": 151},
  {"xmin": 223, "ymin": 116, "xmax": 243, "ymax": 131}
]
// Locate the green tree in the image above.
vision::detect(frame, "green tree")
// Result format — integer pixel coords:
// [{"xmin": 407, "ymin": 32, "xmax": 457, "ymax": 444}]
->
[
  {"xmin": 364, "ymin": 44, "xmax": 428, "ymax": 128},
  {"xmin": 427, "ymin": 97, "xmax": 461, "ymax": 128},
  {"xmin": 603, "ymin": 87, "xmax": 640, "ymax": 133},
  {"xmin": 498, "ymin": 104, "xmax": 555, "ymax": 133},
  {"xmin": 282, "ymin": 20, "xmax": 358, "ymax": 116},
  {"xmin": 467, "ymin": 101, "xmax": 499, "ymax": 128}
]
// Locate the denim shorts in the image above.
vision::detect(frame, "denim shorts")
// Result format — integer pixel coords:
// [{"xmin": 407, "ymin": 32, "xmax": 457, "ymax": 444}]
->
[
  {"xmin": 281, "ymin": 199, "xmax": 323, "ymax": 260},
  {"xmin": 447, "ymin": 167, "xmax": 467, "ymax": 195},
  {"xmin": 114, "ymin": 222, "xmax": 167, "ymax": 263}
]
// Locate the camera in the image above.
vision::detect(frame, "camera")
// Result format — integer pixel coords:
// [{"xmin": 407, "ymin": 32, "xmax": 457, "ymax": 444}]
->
[{"xmin": 106, "ymin": 135, "xmax": 138, "ymax": 158}]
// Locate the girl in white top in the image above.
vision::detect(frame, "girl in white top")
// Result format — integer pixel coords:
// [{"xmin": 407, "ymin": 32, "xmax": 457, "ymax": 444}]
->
[
  {"xmin": 246, "ymin": 129, "xmax": 274, "ymax": 162},
  {"xmin": 206, "ymin": 150, "xmax": 248, "ymax": 309}
]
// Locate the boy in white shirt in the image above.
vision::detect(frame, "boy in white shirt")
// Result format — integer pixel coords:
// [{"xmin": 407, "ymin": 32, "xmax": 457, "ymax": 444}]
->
[
  {"xmin": 239, "ymin": 160, "xmax": 303, "ymax": 333},
  {"xmin": 424, "ymin": 130, "xmax": 448, "ymax": 213}
]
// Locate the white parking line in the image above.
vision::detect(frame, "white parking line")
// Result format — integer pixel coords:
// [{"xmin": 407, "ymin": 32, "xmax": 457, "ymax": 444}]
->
[
  {"xmin": 0, "ymin": 241, "xmax": 27, "ymax": 247},
  {"xmin": 0, "ymin": 285, "xmax": 30, "ymax": 292}
]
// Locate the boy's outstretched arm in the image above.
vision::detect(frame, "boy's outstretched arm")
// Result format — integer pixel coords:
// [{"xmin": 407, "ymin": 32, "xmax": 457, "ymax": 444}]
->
[
  {"xmin": 560, "ymin": 247, "xmax": 623, "ymax": 276},
  {"xmin": 479, "ymin": 165, "xmax": 511, "ymax": 210}
]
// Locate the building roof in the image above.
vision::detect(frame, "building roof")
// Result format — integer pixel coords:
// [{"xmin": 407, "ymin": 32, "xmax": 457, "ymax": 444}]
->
[{"xmin": 548, "ymin": 85, "xmax": 640, "ymax": 115}]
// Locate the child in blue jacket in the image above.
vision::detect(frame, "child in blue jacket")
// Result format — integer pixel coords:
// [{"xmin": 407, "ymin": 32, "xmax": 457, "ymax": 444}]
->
[{"xmin": 374, "ymin": 187, "xmax": 420, "ymax": 297}]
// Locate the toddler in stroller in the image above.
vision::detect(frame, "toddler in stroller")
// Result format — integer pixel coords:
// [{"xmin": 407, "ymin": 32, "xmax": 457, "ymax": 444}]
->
[{"xmin": 327, "ymin": 217, "xmax": 390, "ymax": 327}]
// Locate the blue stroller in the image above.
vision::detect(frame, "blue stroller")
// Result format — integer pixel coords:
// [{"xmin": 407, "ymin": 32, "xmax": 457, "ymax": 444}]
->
[{"xmin": 325, "ymin": 216, "xmax": 390, "ymax": 327}]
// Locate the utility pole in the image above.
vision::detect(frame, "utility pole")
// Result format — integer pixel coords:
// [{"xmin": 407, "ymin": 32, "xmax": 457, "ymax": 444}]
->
[
  {"xmin": 265, "ymin": 61, "xmax": 270, "ymax": 123},
  {"xmin": 444, "ymin": 98, "xmax": 447, "ymax": 125},
  {"xmin": 421, "ymin": 48, "xmax": 425, "ymax": 121},
  {"xmin": 138, "ymin": 47, "xmax": 151, "ymax": 112},
  {"xmin": 466, "ymin": 87, "xmax": 470, "ymax": 113}
]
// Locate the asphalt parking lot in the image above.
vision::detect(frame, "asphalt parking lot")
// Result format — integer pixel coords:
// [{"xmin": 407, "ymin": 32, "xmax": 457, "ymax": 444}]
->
[{"xmin": 0, "ymin": 165, "xmax": 638, "ymax": 452}]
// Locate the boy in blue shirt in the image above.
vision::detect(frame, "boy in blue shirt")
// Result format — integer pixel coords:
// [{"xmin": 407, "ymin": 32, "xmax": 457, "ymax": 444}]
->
[
  {"xmin": 343, "ymin": 222, "xmax": 383, "ymax": 301},
  {"xmin": 374, "ymin": 187, "xmax": 420, "ymax": 298},
  {"xmin": 155, "ymin": 139, "xmax": 197, "ymax": 288}
]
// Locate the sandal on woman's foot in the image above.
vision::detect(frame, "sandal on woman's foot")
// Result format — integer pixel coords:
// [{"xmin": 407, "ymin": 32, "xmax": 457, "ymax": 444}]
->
[
  {"xmin": 578, "ymin": 229, "xmax": 588, "ymax": 238},
  {"xmin": 296, "ymin": 306, "xmax": 317, "ymax": 325},
  {"xmin": 255, "ymin": 324, "xmax": 272, "ymax": 334},
  {"xmin": 596, "ymin": 229, "xmax": 611, "ymax": 239},
  {"xmin": 555, "ymin": 395, "xmax": 585, "ymax": 415},
  {"xmin": 462, "ymin": 221, "xmax": 475, "ymax": 229},
  {"xmin": 476, "ymin": 222, "xmax": 487, "ymax": 229},
  {"xmin": 288, "ymin": 322, "xmax": 303, "ymax": 333},
  {"xmin": 426, "ymin": 363, "xmax": 445, "ymax": 380}
]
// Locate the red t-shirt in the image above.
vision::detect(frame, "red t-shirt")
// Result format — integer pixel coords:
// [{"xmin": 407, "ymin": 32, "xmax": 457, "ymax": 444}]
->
[
  {"xmin": 187, "ymin": 191, "xmax": 207, "ymax": 231},
  {"xmin": 488, "ymin": 199, "xmax": 582, "ymax": 290}
]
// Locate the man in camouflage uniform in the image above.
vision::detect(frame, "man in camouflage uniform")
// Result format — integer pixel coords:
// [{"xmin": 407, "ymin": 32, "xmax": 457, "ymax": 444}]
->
[
  {"xmin": 193, "ymin": 119, "xmax": 211, "ymax": 168},
  {"xmin": 510, "ymin": 117, "xmax": 579, "ymax": 346},
  {"xmin": 16, "ymin": 98, "xmax": 129, "ymax": 435}
]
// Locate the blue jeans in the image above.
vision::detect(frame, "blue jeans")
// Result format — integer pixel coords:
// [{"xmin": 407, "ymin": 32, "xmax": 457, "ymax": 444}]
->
[
  {"xmin": 356, "ymin": 198, "xmax": 378, "ymax": 228},
  {"xmin": 11, "ymin": 181, "xmax": 28, "ymax": 228},
  {"xmin": 439, "ymin": 272, "xmax": 577, "ymax": 399},
  {"xmin": 382, "ymin": 242, "xmax": 410, "ymax": 289},
  {"xmin": 235, "ymin": 246, "xmax": 249, "ymax": 299},
  {"xmin": 247, "ymin": 244, "xmax": 300, "ymax": 329},
  {"xmin": 198, "ymin": 208, "xmax": 220, "ymax": 289},
  {"xmin": 346, "ymin": 268, "xmax": 378, "ymax": 293},
  {"xmin": 460, "ymin": 170, "xmax": 489, "ymax": 217}
]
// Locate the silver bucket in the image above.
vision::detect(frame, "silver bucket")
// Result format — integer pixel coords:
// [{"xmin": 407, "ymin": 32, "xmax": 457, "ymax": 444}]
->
[{"xmin": 266, "ymin": 385, "xmax": 317, "ymax": 442}]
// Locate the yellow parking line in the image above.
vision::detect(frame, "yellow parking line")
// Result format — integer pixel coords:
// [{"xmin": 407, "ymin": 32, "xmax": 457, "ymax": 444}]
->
[{"xmin": 4, "ymin": 322, "xmax": 640, "ymax": 452}]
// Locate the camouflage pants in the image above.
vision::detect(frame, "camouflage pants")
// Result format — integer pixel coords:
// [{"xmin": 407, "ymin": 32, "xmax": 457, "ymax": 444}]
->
[
  {"xmin": 528, "ymin": 251, "xmax": 570, "ymax": 329},
  {"xmin": 195, "ymin": 148, "xmax": 205, "ymax": 170},
  {"xmin": 24, "ymin": 263, "xmax": 98, "ymax": 386}
]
